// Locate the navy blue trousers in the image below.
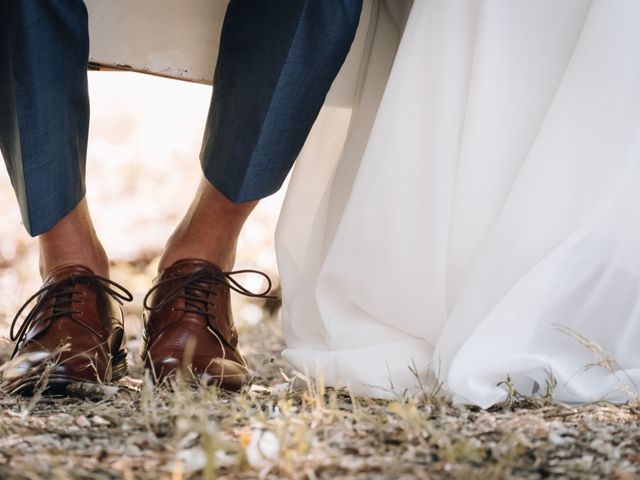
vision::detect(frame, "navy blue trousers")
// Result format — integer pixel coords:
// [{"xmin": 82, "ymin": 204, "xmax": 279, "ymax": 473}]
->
[{"xmin": 0, "ymin": 0, "xmax": 362, "ymax": 236}]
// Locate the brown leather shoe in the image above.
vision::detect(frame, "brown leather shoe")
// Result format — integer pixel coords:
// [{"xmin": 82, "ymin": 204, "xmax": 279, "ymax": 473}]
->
[
  {"xmin": 1, "ymin": 265, "xmax": 133, "ymax": 395},
  {"xmin": 141, "ymin": 259, "xmax": 274, "ymax": 391}
]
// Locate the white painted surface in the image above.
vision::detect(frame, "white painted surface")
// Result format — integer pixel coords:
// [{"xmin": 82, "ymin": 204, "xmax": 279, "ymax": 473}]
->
[
  {"xmin": 86, "ymin": 0, "xmax": 227, "ymax": 84},
  {"xmin": 85, "ymin": 0, "xmax": 371, "ymax": 107}
]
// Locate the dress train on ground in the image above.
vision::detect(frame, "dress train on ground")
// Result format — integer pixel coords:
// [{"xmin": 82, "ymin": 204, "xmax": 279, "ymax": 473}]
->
[{"xmin": 276, "ymin": 0, "xmax": 640, "ymax": 407}]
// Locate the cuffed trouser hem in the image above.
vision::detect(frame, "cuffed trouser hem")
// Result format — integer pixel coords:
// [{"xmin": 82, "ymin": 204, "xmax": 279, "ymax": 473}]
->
[
  {"xmin": 0, "ymin": 0, "xmax": 89, "ymax": 236},
  {"xmin": 200, "ymin": 0, "xmax": 363, "ymax": 204}
]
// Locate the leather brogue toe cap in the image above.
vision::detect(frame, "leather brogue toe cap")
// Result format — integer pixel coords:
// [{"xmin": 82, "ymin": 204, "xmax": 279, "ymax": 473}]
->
[
  {"xmin": 141, "ymin": 259, "xmax": 274, "ymax": 391},
  {"xmin": 2, "ymin": 265, "xmax": 132, "ymax": 394}
]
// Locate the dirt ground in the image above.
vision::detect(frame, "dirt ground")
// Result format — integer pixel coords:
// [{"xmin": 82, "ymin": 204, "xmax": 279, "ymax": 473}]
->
[{"xmin": 0, "ymin": 73, "xmax": 638, "ymax": 479}]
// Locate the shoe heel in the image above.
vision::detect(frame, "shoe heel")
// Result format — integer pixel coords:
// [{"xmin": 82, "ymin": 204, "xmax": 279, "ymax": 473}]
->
[{"xmin": 111, "ymin": 349, "xmax": 129, "ymax": 381}]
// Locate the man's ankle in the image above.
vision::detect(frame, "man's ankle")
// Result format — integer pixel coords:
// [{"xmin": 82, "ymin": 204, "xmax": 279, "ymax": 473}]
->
[
  {"xmin": 39, "ymin": 235, "xmax": 110, "ymax": 278},
  {"xmin": 158, "ymin": 177, "xmax": 256, "ymax": 272},
  {"xmin": 39, "ymin": 254, "xmax": 109, "ymax": 279},
  {"xmin": 37, "ymin": 198, "xmax": 110, "ymax": 279},
  {"xmin": 158, "ymin": 232, "xmax": 237, "ymax": 272}
]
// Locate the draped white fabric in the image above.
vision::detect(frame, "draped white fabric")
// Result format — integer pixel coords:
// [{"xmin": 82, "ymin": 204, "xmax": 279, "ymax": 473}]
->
[{"xmin": 275, "ymin": 0, "xmax": 640, "ymax": 407}]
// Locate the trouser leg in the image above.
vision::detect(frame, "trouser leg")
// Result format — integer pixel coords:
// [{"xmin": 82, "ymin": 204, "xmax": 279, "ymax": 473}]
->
[
  {"xmin": 200, "ymin": 0, "xmax": 363, "ymax": 202},
  {"xmin": 0, "ymin": 0, "xmax": 90, "ymax": 236}
]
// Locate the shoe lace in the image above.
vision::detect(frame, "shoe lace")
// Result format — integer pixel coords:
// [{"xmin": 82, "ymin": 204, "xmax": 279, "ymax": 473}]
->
[
  {"xmin": 10, "ymin": 274, "xmax": 133, "ymax": 358},
  {"xmin": 142, "ymin": 268, "xmax": 277, "ymax": 333}
]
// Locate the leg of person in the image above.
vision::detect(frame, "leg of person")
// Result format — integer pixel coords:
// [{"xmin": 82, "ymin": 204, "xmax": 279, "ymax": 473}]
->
[
  {"xmin": 0, "ymin": 0, "xmax": 130, "ymax": 393},
  {"xmin": 143, "ymin": 0, "xmax": 363, "ymax": 390}
]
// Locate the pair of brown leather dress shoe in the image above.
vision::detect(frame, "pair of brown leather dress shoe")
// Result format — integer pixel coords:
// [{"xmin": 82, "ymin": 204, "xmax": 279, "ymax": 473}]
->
[{"xmin": 1, "ymin": 259, "xmax": 273, "ymax": 395}]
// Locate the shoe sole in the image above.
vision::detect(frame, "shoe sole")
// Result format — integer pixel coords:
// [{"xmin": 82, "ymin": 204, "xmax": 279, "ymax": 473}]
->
[{"xmin": 2, "ymin": 348, "xmax": 129, "ymax": 396}]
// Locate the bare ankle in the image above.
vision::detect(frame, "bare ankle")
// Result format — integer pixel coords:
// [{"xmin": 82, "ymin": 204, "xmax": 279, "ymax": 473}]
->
[
  {"xmin": 39, "ymin": 243, "xmax": 109, "ymax": 279},
  {"xmin": 158, "ymin": 177, "xmax": 256, "ymax": 272},
  {"xmin": 159, "ymin": 231, "xmax": 237, "ymax": 272},
  {"xmin": 38, "ymin": 198, "xmax": 110, "ymax": 279}
]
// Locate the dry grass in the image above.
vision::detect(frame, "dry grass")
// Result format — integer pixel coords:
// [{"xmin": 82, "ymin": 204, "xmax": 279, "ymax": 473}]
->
[
  {"xmin": 0, "ymin": 288, "xmax": 639, "ymax": 480},
  {"xmin": 0, "ymin": 72, "xmax": 639, "ymax": 479}
]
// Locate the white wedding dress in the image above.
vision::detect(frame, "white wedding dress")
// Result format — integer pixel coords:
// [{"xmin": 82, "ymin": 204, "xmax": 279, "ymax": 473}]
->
[{"xmin": 275, "ymin": 0, "xmax": 640, "ymax": 407}]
